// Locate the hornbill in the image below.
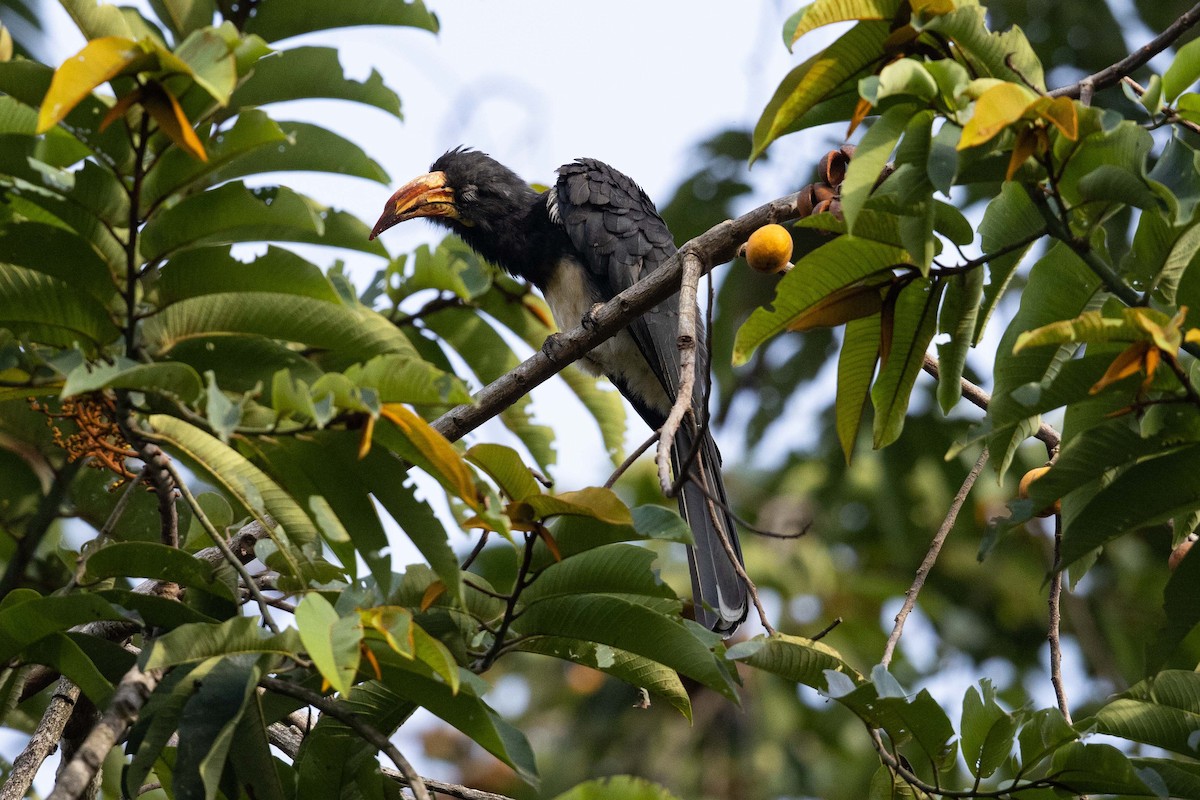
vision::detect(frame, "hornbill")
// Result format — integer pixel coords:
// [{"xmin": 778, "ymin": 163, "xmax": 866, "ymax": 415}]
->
[{"xmin": 370, "ymin": 148, "xmax": 748, "ymax": 633}]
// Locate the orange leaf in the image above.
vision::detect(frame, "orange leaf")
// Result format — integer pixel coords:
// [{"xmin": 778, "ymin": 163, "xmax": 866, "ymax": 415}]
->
[
  {"xmin": 1090, "ymin": 341, "xmax": 1151, "ymax": 394},
  {"xmin": 420, "ymin": 581, "xmax": 446, "ymax": 611},
  {"xmin": 141, "ymin": 81, "xmax": 207, "ymax": 161},
  {"xmin": 847, "ymin": 96, "xmax": 873, "ymax": 138},
  {"xmin": 357, "ymin": 413, "xmax": 375, "ymax": 460},
  {"xmin": 535, "ymin": 523, "xmax": 561, "ymax": 562},
  {"xmin": 1006, "ymin": 126, "xmax": 1041, "ymax": 181},
  {"xmin": 361, "ymin": 644, "xmax": 382, "ymax": 680},
  {"xmin": 99, "ymin": 87, "xmax": 143, "ymax": 132},
  {"xmin": 787, "ymin": 284, "xmax": 883, "ymax": 332},
  {"xmin": 1033, "ymin": 96, "xmax": 1078, "ymax": 140},
  {"xmin": 380, "ymin": 403, "xmax": 482, "ymax": 510}
]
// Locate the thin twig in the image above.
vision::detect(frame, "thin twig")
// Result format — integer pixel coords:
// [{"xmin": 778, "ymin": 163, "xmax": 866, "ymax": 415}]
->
[
  {"xmin": 158, "ymin": 458, "xmax": 281, "ymax": 634},
  {"xmin": 881, "ymin": 449, "xmax": 989, "ymax": 668},
  {"xmin": 259, "ymin": 677, "xmax": 431, "ymax": 800},
  {"xmin": 810, "ymin": 617, "xmax": 842, "ymax": 642},
  {"xmin": 472, "ymin": 531, "xmax": 537, "ymax": 672},
  {"xmin": 604, "ymin": 430, "xmax": 659, "ymax": 489},
  {"xmin": 1050, "ymin": 2, "xmax": 1200, "ymax": 99},
  {"xmin": 0, "ymin": 679, "xmax": 80, "ymax": 800},
  {"xmin": 698, "ymin": 473, "xmax": 775, "ymax": 636},
  {"xmin": 921, "ymin": 354, "xmax": 1061, "ymax": 454},
  {"xmin": 266, "ymin": 723, "xmax": 516, "ymax": 800},
  {"xmin": 461, "ymin": 529, "xmax": 490, "ymax": 570},
  {"xmin": 1048, "ymin": 513, "xmax": 1072, "ymax": 723}
]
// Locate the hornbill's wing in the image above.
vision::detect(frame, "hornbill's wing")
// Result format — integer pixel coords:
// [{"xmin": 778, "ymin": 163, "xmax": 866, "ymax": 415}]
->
[
  {"xmin": 552, "ymin": 158, "xmax": 747, "ymax": 632},
  {"xmin": 552, "ymin": 158, "xmax": 690, "ymax": 420}
]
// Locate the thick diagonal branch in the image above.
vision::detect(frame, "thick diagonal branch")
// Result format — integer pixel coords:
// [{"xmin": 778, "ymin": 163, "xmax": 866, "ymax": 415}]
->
[{"xmin": 430, "ymin": 191, "xmax": 808, "ymax": 443}]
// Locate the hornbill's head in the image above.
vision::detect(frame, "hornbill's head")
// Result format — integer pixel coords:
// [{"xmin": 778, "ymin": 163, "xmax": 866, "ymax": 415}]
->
[{"xmin": 369, "ymin": 148, "xmax": 537, "ymax": 241}]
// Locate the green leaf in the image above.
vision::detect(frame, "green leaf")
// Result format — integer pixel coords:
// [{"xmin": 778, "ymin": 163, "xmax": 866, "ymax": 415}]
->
[
  {"xmin": 154, "ymin": 244, "xmax": 342, "ymax": 306},
  {"xmin": 727, "ymin": 633, "xmax": 864, "ymax": 692},
  {"xmin": 1050, "ymin": 742, "xmax": 1154, "ymax": 796},
  {"xmin": 752, "ymin": 21, "xmax": 890, "ymax": 160},
  {"xmin": 515, "ymin": 637, "xmax": 692, "ymax": 721},
  {"xmin": 1149, "ymin": 135, "xmax": 1200, "ymax": 224},
  {"xmin": 1091, "ymin": 671, "xmax": 1200, "ymax": 757},
  {"xmin": 143, "ymin": 616, "xmax": 301, "ymax": 669},
  {"xmin": 1150, "ymin": 534, "xmax": 1200, "ymax": 670},
  {"xmin": 366, "ymin": 660, "xmax": 540, "ymax": 787},
  {"xmin": 148, "ymin": 0, "xmax": 217, "ymax": 40},
  {"xmin": 142, "ymin": 291, "xmax": 418, "ymax": 365},
  {"xmin": 1017, "ymin": 707, "xmax": 1078, "ymax": 769},
  {"xmin": 466, "ymin": 443, "xmax": 542, "ymax": 502},
  {"xmin": 173, "ymin": 655, "xmax": 260, "ymax": 800},
  {"xmin": 360, "ymin": 459, "xmax": 462, "ymax": 605},
  {"xmin": 871, "ymin": 279, "xmax": 943, "ymax": 448},
  {"xmin": 987, "ymin": 244, "xmax": 1100, "ymax": 477},
  {"xmin": 1131, "ymin": 758, "xmax": 1200, "ymax": 798},
  {"xmin": 22, "ymin": 632, "xmax": 116, "ymax": 705},
  {"xmin": 1164, "ymin": 36, "xmax": 1200, "ymax": 101},
  {"xmin": 0, "ymin": 263, "xmax": 119, "ymax": 349},
  {"xmin": 974, "ymin": 182, "xmax": 1043, "ymax": 343},
  {"xmin": 139, "ymin": 182, "xmax": 387, "ymax": 261},
  {"xmin": 936, "ymin": 268, "xmax": 984, "ymax": 413},
  {"xmin": 835, "ymin": 315, "xmax": 880, "ymax": 462},
  {"xmin": 861, "ymin": 58, "xmax": 939, "ymax": 105},
  {"xmin": 0, "ymin": 593, "xmax": 126, "ymax": 664},
  {"xmin": 1061, "ymin": 442, "xmax": 1200, "ymax": 568},
  {"xmin": 0, "ymin": 222, "xmax": 116, "ymax": 301},
  {"xmin": 522, "ymin": 544, "xmax": 677, "ymax": 603},
  {"xmin": 918, "ymin": 5, "xmax": 1045, "ymax": 89},
  {"xmin": 960, "ymin": 681, "xmax": 1015, "ymax": 780},
  {"xmin": 297, "ymin": 593, "xmax": 362, "ymax": 695},
  {"xmin": 552, "ymin": 776, "xmax": 684, "ymax": 800},
  {"xmin": 174, "ymin": 25, "xmax": 237, "ymax": 104},
  {"xmin": 423, "ymin": 306, "xmax": 555, "ymax": 470},
  {"xmin": 216, "ymin": 121, "xmax": 389, "ymax": 185},
  {"xmin": 83, "ymin": 541, "xmax": 229, "ymax": 595},
  {"xmin": 786, "ymin": 0, "xmax": 901, "ymax": 44},
  {"xmin": 842, "ymin": 105, "xmax": 915, "ymax": 231},
  {"xmin": 344, "ymin": 354, "xmax": 471, "ymax": 406},
  {"xmin": 63, "ymin": 360, "xmax": 204, "ymax": 403},
  {"xmin": 147, "ymin": 414, "xmax": 322, "ymax": 572},
  {"xmin": 734, "ymin": 237, "xmax": 906, "ymax": 364},
  {"xmin": 514, "ymin": 594, "xmax": 737, "ymax": 700},
  {"xmin": 243, "ymin": 0, "xmax": 439, "ymax": 42},
  {"xmin": 230, "ymin": 46, "xmax": 401, "ymax": 116}
]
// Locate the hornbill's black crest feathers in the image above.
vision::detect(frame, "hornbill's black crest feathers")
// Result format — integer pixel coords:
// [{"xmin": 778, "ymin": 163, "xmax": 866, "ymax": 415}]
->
[{"xmin": 372, "ymin": 148, "xmax": 749, "ymax": 633}]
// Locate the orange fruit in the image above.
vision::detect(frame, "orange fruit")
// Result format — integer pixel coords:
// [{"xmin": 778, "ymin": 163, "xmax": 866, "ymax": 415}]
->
[
  {"xmin": 745, "ymin": 224, "xmax": 793, "ymax": 274},
  {"xmin": 1018, "ymin": 466, "xmax": 1059, "ymax": 518}
]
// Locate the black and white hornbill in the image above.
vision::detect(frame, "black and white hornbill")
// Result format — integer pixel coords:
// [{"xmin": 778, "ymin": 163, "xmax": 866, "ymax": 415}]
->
[{"xmin": 370, "ymin": 148, "xmax": 747, "ymax": 633}]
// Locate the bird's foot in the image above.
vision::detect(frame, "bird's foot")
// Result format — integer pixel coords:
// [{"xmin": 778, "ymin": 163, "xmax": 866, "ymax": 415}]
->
[
  {"xmin": 541, "ymin": 332, "xmax": 567, "ymax": 361},
  {"xmin": 581, "ymin": 303, "xmax": 605, "ymax": 331}
]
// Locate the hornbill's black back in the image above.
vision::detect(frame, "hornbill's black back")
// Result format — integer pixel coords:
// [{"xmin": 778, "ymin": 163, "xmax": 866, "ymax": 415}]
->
[{"xmin": 371, "ymin": 148, "xmax": 748, "ymax": 633}]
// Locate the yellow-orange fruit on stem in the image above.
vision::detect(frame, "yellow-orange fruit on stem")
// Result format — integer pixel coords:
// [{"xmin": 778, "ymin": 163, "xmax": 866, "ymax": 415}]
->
[
  {"xmin": 1018, "ymin": 466, "xmax": 1060, "ymax": 518},
  {"xmin": 745, "ymin": 223, "xmax": 794, "ymax": 274}
]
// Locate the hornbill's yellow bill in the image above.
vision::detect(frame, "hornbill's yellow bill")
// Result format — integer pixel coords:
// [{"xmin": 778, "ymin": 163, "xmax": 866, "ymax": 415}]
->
[
  {"xmin": 370, "ymin": 147, "xmax": 749, "ymax": 634},
  {"xmin": 369, "ymin": 170, "xmax": 460, "ymax": 239}
]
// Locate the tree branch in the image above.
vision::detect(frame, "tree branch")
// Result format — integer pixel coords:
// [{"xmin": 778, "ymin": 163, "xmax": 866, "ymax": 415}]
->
[
  {"xmin": 881, "ymin": 449, "xmax": 989, "ymax": 668},
  {"xmin": 47, "ymin": 665, "xmax": 161, "ymax": 800},
  {"xmin": 1050, "ymin": 2, "xmax": 1200, "ymax": 99},
  {"xmin": 0, "ymin": 679, "xmax": 80, "ymax": 800},
  {"xmin": 656, "ymin": 251, "xmax": 703, "ymax": 496},
  {"xmin": 430, "ymin": 191, "xmax": 809, "ymax": 443}
]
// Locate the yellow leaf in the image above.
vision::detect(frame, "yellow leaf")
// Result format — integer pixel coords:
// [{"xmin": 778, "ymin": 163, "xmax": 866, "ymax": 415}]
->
[
  {"xmin": 911, "ymin": 0, "xmax": 955, "ymax": 15},
  {"xmin": 141, "ymin": 81, "xmax": 207, "ymax": 161},
  {"xmin": 1186, "ymin": 328, "xmax": 1200, "ymax": 344},
  {"xmin": 419, "ymin": 582, "xmax": 446, "ymax": 612},
  {"xmin": 98, "ymin": 87, "xmax": 142, "ymax": 132},
  {"xmin": 37, "ymin": 36, "xmax": 144, "ymax": 133},
  {"xmin": 787, "ymin": 284, "xmax": 884, "ymax": 331},
  {"xmin": 958, "ymin": 82, "xmax": 1037, "ymax": 150},
  {"xmin": 379, "ymin": 403, "xmax": 482, "ymax": 510}
]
